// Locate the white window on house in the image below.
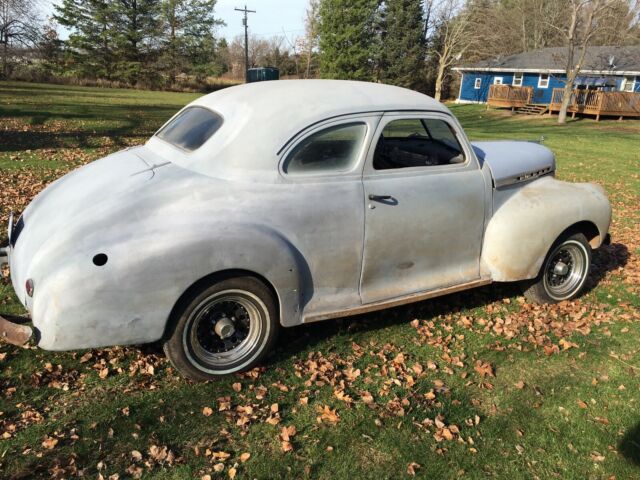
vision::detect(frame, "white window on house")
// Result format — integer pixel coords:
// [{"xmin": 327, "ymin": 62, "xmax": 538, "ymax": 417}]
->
[
  {"xmin": 474, "ymin": 78, "xmax": 481, "ymax": 89},
  {"xmin": 513, "ymin": 73, "xmax": 523, "ymax": 87},
  {"xmin": 621, "ymin": 76, "xmax": 636, "ymax": 92},
  {"xmin": 493, "ymin": 77, "xmax": 503, "ymax": 85},
  {"xmin": 538, "ymin": 73, "xmax": 550, "ymax": 89}
]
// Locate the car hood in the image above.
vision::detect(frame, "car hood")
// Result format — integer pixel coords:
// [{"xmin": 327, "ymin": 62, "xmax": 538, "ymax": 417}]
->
[{"xmin": 472, "ymin": 141, "xmax": 555, "ymax": 188}]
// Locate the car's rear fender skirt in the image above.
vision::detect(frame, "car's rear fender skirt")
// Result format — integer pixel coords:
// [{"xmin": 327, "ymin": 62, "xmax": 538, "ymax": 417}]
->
[
  {"xmin": 32, "ymin": 223, "xmax": 308, "ymax": 350},
  {"xmin": 162, "ymin": 228, "xmax": 310, "ymax": 335},
  {"xmin": 481, "ymin": 176, "xmax": 611, "ymax": 282}
]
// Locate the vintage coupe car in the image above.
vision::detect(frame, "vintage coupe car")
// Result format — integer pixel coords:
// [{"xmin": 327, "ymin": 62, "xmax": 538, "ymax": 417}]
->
[{"xmin": 0, "ymin": 80, "xmax": 611, "ymax": 380}]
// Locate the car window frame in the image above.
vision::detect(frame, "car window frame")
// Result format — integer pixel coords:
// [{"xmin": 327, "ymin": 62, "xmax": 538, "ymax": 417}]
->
[
  {"xmin": 363, "ymin": 112, "xmax": 478, "ymax": 178},
  {"xmin": 278, "ymin": 113, "xmax": 382, "ymax": 182}
]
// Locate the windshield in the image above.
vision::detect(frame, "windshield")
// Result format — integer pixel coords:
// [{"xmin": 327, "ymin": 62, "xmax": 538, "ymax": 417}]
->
[{"xmin": 156, "ymin": 106, "xmax": 223, "ymax": 151}]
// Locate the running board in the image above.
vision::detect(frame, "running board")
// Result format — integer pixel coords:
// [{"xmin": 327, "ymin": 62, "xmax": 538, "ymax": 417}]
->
[{"xmin": 304, "ymin": 278, "xmax": 492, "ymax": 323}]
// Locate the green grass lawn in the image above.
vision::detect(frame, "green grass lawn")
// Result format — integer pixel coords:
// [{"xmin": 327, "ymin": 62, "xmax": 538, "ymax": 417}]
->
[{"xmin": 0, "ymin": 81, "xmax": 639, "ymax": 480}]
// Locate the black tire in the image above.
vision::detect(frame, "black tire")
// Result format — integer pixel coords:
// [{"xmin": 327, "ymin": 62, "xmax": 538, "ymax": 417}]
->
[
  {"xmin": 522, "ymin": 233, "xmax": 592, "ymax": 304},
  {"xmin": 163, "ymin": 275, "xmax": 279, "ymax": 381}
]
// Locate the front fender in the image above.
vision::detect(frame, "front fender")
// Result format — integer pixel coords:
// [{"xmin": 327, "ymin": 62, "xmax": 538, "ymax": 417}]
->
[{"xmin": 481, "ymin": 176, "xmax": 611, "ymax": 282}]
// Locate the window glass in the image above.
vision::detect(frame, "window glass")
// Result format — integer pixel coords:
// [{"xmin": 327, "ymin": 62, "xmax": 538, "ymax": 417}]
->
[
  {"xmin": 622, "ymin": 76, "xmax": 635, "ymax": 92},
  {"xmin": 513, "ymin": 73, "xmax": 523, "ymax": 86},
  {"xmin": 156, "ymin": 107, "xmax": 223, "ymax": 151},
  {"xmin": 474, "ymin": 78, "xmax": 481, "ymax": 89},
  {"xmin": 373, "ymin": 118, "xmax": 465, "ymax": 170},
  {"xmin": 493, "ymin": 77, "xmax": 503, "ymax": 85},
  {"xmin": 538, "ymin": 74, "xmax": 550, "ymax": 88},
  {"xmin": 284, "ymin": 123, "xmax": 366, "ymax": 174}
]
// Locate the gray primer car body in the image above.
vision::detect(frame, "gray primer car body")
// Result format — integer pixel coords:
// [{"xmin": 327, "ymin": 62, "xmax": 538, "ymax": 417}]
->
[{"xmin": 2, "ymin": 80, "xmax": 611, "ymax": 351}]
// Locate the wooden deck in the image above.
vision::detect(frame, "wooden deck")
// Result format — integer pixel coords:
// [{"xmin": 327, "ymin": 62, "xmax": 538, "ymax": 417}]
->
[
  {"xmin": 487, "ymin": 84, "xmax": 533, "ymax": 109},
  {"xmin": 548, "ymin": 88, "xmax": 640, "ymax": 120}
]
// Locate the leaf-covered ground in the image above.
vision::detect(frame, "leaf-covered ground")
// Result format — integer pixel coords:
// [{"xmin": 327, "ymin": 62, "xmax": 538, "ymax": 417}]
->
[{"xmin": 0, "ymin": 81, "xmax": 639, "ymax": 479}]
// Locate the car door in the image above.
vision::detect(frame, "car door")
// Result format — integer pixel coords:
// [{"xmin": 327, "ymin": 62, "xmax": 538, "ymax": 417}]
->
[{"xmin": 360, "ymin": 112, "xmax": 487, "ymax": 304}]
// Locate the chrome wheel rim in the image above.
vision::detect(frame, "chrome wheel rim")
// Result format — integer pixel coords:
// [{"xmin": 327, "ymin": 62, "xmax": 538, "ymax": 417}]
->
[
  {"xmin": 543, "ymin": 240, "xmax": 589, "ymax": 300},
  {"xmin": 183, "ymin": 290, "xmax": 266, "ymax": 372}
]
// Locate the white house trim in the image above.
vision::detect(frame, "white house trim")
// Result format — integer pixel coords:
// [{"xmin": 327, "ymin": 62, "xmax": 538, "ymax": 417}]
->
[
  {"xmin": 493, "ymin": 76, "xmax": 504, "ymax": 85},
  {"xmin": 538, "ymin": 73, "xmax": 550, "ymax": 88},
  {"xmin": 458, "ymin": 73, "xmax": 464, "ymax": 100},
  {"xmin": 452, "ymin": 67, "xmax": 640, "ymax": 76},
  {"xmin": 474, "ymin": 77, "xmax": 481, "ymax": 89},
  {"xmin": 621, "ymin": 75, "xmax": 637, "ymax": 92},
  {"xmin": 512, "ymin": 72, "xmax": 523, "ymax": 86}
]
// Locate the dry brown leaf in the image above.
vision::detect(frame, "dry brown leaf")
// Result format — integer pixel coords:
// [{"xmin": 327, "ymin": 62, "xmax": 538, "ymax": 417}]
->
[
  {"xmin": 42, "ymin": 436, "xmax": 58, "ymax": 449},
  {"xmin": 474, "ymin": 360, "xmax": 494, "ymax": 378},
  {"xmin": 232, "ymin": 383, "xmax": 242, "ymax": 392},
  {"xmin": 131, "ymin": 450, "xmax": 143, "ymax": 461},
  {"xmin": 240, "ymin": 452, "xmax": 251, "ymax": 462},
  {"xmin": 203, "ymin": 407, "xmax": 213, "ymax": 417},
  {"xmin": 317, "ymin": 405, "xmax": 340, "ymax": 424},
  {"xmin": 407, "ymin": 462, "xmax": 421, "ymax": 476}
]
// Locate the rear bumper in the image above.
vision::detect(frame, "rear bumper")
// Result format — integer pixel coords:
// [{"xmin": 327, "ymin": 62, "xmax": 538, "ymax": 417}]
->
[{"xmin": 0, "ymin": 315, "xmax": 33, "ymax": 347}]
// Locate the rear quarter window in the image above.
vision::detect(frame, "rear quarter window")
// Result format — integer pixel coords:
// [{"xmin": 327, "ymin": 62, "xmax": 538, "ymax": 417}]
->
[{"xmin": 156, "ymin": 106, "xmax": 223, "ymax": 151}]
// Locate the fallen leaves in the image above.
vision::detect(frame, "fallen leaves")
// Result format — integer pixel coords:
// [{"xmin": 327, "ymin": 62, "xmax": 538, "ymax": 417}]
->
[
  {"xmin": 407, "ymin": 462, "xmax": 421, "ymax": 475},
  {"xmin": 317, "ymin": 405, "xmax": 340, "ymax": 425},
  {"xmin": 474, "ymin": 361, "xmax": 495, "ymax": 378},
  {"xmin": 42, "ymin": 435, "xmax": 59, "ymax": 449},
  {"xmin": 279, "ymin": 425, "xmax": 297, "ymax": 452}
]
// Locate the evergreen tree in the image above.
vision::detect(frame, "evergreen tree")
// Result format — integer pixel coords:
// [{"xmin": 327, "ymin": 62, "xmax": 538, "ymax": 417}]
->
[
  {"xmin": 54, "ymin": 0, "xmax": 118, "ymax": 79},
  {"xmin": 380, "ymin": 0, "xmax": 426, "ymax": 89},
  {"xmin": 318, "ymin": 0, "xmax": 379, "ymax": 80},
  {"xmin": 111, "ymin": 0, "xmax": 162, "ymax": 84},
  {"xmin": 161, "ymin": 0, "xmax": 224, "ymax": 81}
]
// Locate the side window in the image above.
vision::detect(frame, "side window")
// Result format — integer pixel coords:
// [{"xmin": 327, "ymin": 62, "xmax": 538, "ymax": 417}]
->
[
  {"xmin": 284, "ymin": 122, "xmax": 366, "ymax": 175},
  {"xmin": 373, "ymin": 118, "xmax": 465, "ymax": 170}
]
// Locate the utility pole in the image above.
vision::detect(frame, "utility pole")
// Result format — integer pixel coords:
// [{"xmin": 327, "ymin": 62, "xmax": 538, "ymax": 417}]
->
[{"xmin": 235, "ymin": 5, "xmax": 256, "ymax": 82}]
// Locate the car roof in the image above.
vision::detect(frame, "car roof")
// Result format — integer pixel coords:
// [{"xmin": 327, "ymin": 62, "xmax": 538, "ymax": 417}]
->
[{"xmin": 147, "ymin": 80, "xmax": 451, "ymax": 180}]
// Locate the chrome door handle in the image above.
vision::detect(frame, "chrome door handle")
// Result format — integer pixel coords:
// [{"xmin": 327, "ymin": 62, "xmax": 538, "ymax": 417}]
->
[{"xmin": 368, "ymin": 194, "xmax": 393, "ymax": 201}]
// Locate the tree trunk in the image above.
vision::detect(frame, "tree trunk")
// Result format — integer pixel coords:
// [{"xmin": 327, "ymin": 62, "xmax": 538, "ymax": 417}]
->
[
  {"xmin": 434, "ymin": 61, "xmax": 446, "ymax": 102},
  {"xmin": 557, "ymin": 81, "xmax": 573, "ymax": 124},
  {"xmin": 2, "ymin": 35, "xmax": 7, "ymax": 79}
]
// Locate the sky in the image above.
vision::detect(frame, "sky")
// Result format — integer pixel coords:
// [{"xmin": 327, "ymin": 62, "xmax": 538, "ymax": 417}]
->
[{"xmin": 44, "ymin": 0, "xmax": 308, "ymax": 42}]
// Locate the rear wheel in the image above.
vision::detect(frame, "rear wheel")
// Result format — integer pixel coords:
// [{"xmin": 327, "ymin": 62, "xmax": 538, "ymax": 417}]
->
[
  {"xmin": 523, "ymin": 233, "xmax": 591, "ymax": 304},
  {"xmin": 163, "ymin": 276, "xmax": 279, "ymax": 381}
]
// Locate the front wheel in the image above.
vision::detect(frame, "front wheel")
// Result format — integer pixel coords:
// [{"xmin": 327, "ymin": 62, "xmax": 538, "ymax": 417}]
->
[
  {"xmin": 163, "ymin": 276, "xmax": 279, "ymax": 381},
  {"xmin": 522, "ymin": 233, "xmax": 592, "ymax": 304}
]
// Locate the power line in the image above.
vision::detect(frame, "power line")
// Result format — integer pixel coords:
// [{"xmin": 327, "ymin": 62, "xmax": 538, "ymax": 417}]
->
[{"xmin": 234, "ymin": 5, "xmax": 256, "ymax": 82}]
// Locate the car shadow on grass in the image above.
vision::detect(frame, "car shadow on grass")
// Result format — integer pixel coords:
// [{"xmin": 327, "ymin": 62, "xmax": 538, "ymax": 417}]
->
[
  {"xmin": 584, "ymin": 242, "xmax": 630, "ymax": 294},
  {"xmin": 272, "ymin": 240, "xmax": 630, "ymax": 364},
  {"xmin": 619, "ymin": 422, "xmax": 640, "ymax": 465}
]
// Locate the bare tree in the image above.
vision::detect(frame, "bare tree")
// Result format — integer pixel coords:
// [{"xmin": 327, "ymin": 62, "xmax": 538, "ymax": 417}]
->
[
  {"xmin": 0, "ymin": 0, "xmax": 41, "ymax": 78},
  {"xmin": 431, "ymin": 0, "xmax": 474, "ymax": 102},
  {"xmin": 302, "ymin": 0, "xmax": 320, "ymax": 78},
  {"xmin": 549, "ymin": 0, "xmax": 620, "ymax": 124}
]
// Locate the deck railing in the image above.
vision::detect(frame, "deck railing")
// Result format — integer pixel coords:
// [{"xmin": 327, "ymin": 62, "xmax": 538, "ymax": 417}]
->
[
  {"xmin": 549, "ymin": 88, "xmax": 640, "ymax": 120},
  {"xmin": 487, "ymin": 84, "xmax": 533, "ymax": 108}
]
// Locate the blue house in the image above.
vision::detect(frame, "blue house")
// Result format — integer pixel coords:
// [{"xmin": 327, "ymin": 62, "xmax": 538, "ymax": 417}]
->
[{"xmin": 454, "ymin": 46, "xmax": 640, "ymax": 107}]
